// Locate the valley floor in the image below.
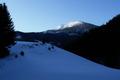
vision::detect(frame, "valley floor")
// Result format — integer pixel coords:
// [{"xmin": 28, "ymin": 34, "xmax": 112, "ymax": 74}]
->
[{"xmin": 0, "ymin": 41, "xmax": 120, "ymax": 80}]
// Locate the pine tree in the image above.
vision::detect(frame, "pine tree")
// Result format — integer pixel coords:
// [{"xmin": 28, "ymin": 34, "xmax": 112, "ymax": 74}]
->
[{"xmin": 0, "ymin": 3, "xmax": 15, "ymax": 58}]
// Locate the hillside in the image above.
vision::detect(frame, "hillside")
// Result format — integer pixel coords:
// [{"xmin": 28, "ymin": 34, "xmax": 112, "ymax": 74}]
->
[{"xmin": 0, "ymin": 41, "xmax": 120, "ymax": 80}]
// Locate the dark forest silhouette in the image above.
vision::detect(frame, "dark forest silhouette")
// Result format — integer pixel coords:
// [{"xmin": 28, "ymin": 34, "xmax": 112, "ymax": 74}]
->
[
  {"xmin": 65, "ymin": 14, "xmax": 120, "ymax": 68},
  {"xmin": 0, "ymin": 3, "xmax": 15, "ymax": 58}
]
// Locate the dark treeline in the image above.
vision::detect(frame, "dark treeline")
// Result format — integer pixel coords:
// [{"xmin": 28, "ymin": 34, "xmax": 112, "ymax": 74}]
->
[
  {"xmin": 0, "ymin": 3, "xmax": 15, "ymax": 58},
  {"xmin": 65, "ymin": 14, "xmax": 120, "ymax": 68}
]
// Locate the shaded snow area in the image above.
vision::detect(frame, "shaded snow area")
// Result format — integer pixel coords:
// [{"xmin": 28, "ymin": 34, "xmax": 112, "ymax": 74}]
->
[{"xmin": 0, "ymin": 41, "xmax": 120, "ymax": 80}]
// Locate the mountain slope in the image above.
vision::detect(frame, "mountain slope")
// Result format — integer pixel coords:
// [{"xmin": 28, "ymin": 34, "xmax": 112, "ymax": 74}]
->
[
  {"xmin": 0, "ymin": 41, "xmax": 120, "ymax": 80},
  {"xmin": 46, "ymin": 21, "xmax": 97, "ymax": 35}
]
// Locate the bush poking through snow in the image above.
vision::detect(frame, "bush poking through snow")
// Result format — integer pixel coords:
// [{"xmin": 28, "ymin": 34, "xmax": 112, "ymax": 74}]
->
[
  {"xmin": 48, "ymin": 45, "xmax": 55, "ymax": 51},
  {"xmin": 42, "ymin": 41, "xmax": 46, "ymax": 45},
  {"xmin": 34, "ymin": 44, "xmax": 38, "ymax": 46},
  {"xmin": 20, "ymin": 51, "xmax": 24, "ymax": 56},
  {"xmin": 48, "ymin": 47, "xmax": 51, "ymax": 51},
  {"xmin": 51, "ymin": 46, "xmax": 54, "ymax": 49},
  {"xmin": 15, "ymin": 54, "xmax": 18, "ymax": 58}
]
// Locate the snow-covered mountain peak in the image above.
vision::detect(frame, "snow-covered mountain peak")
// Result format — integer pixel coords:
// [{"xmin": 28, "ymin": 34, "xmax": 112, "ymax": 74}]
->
[
  {"xmin": 60, "ymin": 21, "xmax": 84, "ymax": 29},
  {"xmin": 65, "ymin": 21, "xmax": 84, "ymax": 27}
]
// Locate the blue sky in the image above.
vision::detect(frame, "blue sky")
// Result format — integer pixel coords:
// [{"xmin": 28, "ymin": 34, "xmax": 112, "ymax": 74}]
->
[{"xmin": 0, "ymin": 0, "xmax": 120, "ymax": 32}]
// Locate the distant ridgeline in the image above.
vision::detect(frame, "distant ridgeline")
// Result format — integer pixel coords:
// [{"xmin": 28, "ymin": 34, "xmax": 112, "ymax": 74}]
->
[{"xmin": 66, "ymin": 14, "xmax": 120, "ymax": 69}]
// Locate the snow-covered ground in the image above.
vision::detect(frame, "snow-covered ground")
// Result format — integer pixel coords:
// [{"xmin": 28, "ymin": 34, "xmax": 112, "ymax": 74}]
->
[{"xmin": 0, "ymin": 41, "xmax": 120, "ymax": 80}]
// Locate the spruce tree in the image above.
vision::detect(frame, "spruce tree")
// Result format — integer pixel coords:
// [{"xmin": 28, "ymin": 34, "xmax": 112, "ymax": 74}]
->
[{"xmin": 0, "ymin": 3, "xmax": 15, "ymax": 58}]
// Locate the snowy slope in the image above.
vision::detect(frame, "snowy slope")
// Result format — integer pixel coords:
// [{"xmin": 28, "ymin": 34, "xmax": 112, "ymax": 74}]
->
[{"xmin": 0, "ymin": 41, "xmax": 120, "ymax": 80}]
